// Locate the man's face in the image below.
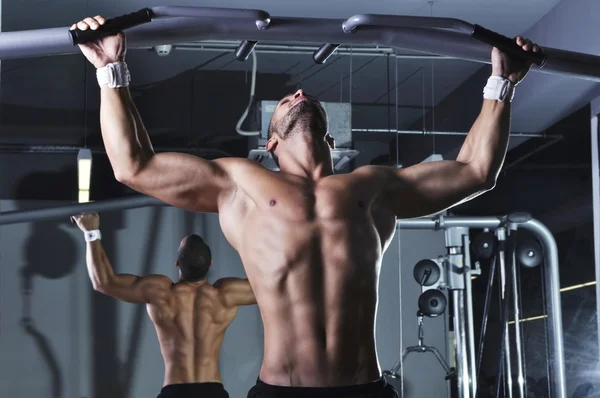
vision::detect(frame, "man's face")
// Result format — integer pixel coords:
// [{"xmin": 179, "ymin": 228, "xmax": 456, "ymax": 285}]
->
[{"xmin": 269, "ymin": 89, "xmax": 328, "ymax": 140}]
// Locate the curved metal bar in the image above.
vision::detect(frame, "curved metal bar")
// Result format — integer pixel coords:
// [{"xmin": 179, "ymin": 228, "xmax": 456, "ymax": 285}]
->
[
  {"xmin": 342, "ymin": 14, "xmax": 546, "ymax": 67},
  {"xmin": 342, "ymin": 14, "xmax": 474, "ymax": 34},
  {"xmin": 0, "ymin": 13, "xmax": 599, "ymax": 81},
  {"xmin": 518, "ymin": 219, "xmax": 566, "ymax": 398},
  {"xmin": 150, "ymin": 6, "xmax": 271, "ymax": 30}
]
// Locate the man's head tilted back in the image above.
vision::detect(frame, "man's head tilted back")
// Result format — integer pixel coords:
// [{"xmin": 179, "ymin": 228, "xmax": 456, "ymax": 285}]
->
[{"xmin": 265, "ymin": 90, "xmax": 335, "ymax": 166}]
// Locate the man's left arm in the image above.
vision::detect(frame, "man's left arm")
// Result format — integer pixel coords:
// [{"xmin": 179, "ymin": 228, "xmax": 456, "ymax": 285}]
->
[
  {"xmin": 382, "ymin": 100, "xmax": 509, "ymax": 219},
  {"xmin": 86, "ymin": 239, "xmax": 172, "ymax": 304},
  {"xmin": 380, "ymin": 36, "xmax": 539, "ymax": 219},
  {"xmin": 73, "ymin": 213, "xmax": 172, "ymax": 304}
]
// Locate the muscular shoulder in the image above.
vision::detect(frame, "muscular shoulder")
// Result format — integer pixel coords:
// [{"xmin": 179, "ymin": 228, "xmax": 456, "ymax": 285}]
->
[
  {"xmin": 144, "ymin": 275, "xmax": 175, "ymax": 308},
  {"xmin": 211, "ymin": 158, "xmax": 267, "ymax": 206},
  {"xmin": 213, "ymin": 277, "xmax": 243, "ymax": 290},
  {"xmin": 213, "ymin": 157, "xmax": 265, "ymax": 176},
  {"xmin": 214, "ymin": 158, "xmax": 274, "ymax": 189},
  {"xmin": 348, "ymin": 165, "xmax": 397, "ymax": 187},
  {"xmin": 146, "ymin": 275, "xmax": 175, "ymax": 293}
]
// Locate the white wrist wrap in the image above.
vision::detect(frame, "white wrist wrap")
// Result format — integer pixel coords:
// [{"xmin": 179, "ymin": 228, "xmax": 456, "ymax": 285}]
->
[
  {"xmin": 85, "ymin": 230, "xmax": 102, "ymax": 242},
  {"xmin": 96, "ymin": 62, "xmax": 130, "ymax": 88},
  {"xmin": 483, "ymin": 76, "xmax": 515, "ymax": 103}
]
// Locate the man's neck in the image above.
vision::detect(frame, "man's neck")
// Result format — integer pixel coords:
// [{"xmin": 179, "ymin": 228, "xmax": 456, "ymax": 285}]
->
[
  {"xmin": 180, "ymin": 278, "xmax": 206, "ymax": 286},
  {"xmin": 278, "ymin": 137, "xmax": 334, "ymax": 180}
]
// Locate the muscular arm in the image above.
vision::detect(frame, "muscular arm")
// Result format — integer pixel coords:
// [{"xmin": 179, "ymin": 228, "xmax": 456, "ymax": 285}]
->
[
  {"xmin": 214, "ymin": 278, "xmax": 257, "ymax": 307},
  {"xmin": 383, "ymin": 100, "xmax": 510, "ymax": 218},
  {"xmin": 100, "ymin": 87, "xmax": 235, "ymax": 213},
  {"xmin": 86, "ymin": 239, "xmax": 172, "ymax": 304}
]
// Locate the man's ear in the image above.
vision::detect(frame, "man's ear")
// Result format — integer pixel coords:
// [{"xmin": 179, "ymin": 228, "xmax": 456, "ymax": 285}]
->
[
  {"xmin": 326, "ymin": 134, "xmax": 335, "ymax": 149},
  {"xmin": 266, "ymin": 136, "xmax": 278, "ymax": 152}
]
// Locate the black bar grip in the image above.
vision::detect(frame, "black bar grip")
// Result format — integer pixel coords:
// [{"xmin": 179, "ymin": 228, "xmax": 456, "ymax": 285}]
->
[
  {"xmin": 235, "ymin": 40, "xmax": 258, "ymax": 61},
  {"xmin": 69, "ymin": 8, "xmax": 153, "ymax": 46},
  {"xmin": 472, "ymin": 24, "xmax": 547, "ymax": 67},
  {"xmin": 313, "ymin": 43, "xmax": 340, "ymax": 64}
]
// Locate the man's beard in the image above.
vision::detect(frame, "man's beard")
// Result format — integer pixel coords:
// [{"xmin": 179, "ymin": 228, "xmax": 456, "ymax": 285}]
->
[{"xmin": 273, "ymin": 100, "xmax": 327, "ymax": 140}]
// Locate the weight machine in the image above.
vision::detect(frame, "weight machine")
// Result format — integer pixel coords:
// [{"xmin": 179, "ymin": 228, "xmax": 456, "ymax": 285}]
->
[{"xmin": 386, "ymin": 213, "xmax": 562, "ymax": 398}]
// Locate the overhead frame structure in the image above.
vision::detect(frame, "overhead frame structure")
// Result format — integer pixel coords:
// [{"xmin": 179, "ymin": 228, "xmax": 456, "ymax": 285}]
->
[
  {"xmin": 0, "ymin": 6, "xmax": 597, "ymax": 82},
  {"xmin": 0, "ymin": 197, "xmax": 566, "ymax": 397}
]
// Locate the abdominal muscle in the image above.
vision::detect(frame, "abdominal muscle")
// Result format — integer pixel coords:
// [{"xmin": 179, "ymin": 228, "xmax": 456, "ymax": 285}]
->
[{"xmin": 239, "ymin": 215, "xmax": 384, "ymax": 387}]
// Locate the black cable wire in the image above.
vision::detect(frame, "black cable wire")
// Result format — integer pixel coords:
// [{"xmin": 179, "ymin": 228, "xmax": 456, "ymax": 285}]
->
[{"xmin": 476, "ymin": 254, "xmax": 497, "ymax": 385}]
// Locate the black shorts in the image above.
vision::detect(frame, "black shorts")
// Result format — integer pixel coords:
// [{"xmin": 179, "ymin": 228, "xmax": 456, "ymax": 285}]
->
[
  {"xmin": 247, "ymin": 377, "xmax": 399, "ymax": 398},
  {"xmin": 157, "ymin": 382, "xmax": 229, "ymax": 398}
]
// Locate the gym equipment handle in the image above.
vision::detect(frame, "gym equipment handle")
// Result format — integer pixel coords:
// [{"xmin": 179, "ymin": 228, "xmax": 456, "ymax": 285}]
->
[
  {"xmin": 472, "ymin": 25, "xmax": 547, "ymax": 67},
  {"xmin": 69, "ymin": 6, "xmax": 272, "ymax": 46},
  {"xmin": 69, "ymin": 8, "xmax": 152, "ymax": 45}
]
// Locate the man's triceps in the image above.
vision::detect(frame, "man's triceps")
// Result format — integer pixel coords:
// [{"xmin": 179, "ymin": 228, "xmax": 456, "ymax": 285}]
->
[{"xmin": 124, "ymin": 153, "xmax": 236, "ymax": 213}]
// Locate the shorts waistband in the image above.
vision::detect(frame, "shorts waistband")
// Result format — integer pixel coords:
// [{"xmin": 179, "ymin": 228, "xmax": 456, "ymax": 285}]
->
[
  {"xmin": 253, "ymin": 377, "xmax": 388, "ymax": 397},
  {"xmin": 159, "ymin": 382, "xmax": 226, "ymax": 397}
]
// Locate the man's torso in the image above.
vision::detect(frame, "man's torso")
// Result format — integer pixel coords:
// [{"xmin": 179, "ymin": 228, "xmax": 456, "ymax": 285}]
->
[
  {"xmin": 218, "ymin": 162, "xmax": 397, "ymax": 386},
  {"xmin": 148, "ymin": 282, "xmax": 238, "ymax": 386}
]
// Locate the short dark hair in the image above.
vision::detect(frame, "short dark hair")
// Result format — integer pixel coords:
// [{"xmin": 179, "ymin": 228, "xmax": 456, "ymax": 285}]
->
[{"xmin": 177, "ymin": 234, "xmax": 212, "ymax": 281}]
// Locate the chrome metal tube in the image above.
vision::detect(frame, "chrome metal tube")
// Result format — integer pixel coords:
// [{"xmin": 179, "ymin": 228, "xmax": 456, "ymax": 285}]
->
[
  {"xmin": 0, "ymin": 196, "xmax": 165, "ymax": 225},
  {"xmin": 508, "ymin": 227, "xmax": 526, "ymax": 398},
  {"xmin": 519, "ymin": 220, "xmax": 566, "ymax": 398},
  {"xmin": 499, "ymin": 229, "xmax": 514, "ymax": 398},
  {"xmin": 462, "ymin": 234, "xmax": 478, "ymax": 398},
  {"xmin": 453, "ymin": 290, "xmax": 471, "ymax": 398},
  {"xmin": 592, "ymin": 115, "xmax": 600, "ymax": 366},
  {"xmin": 397, "ymin": 216, "xmax": 503, "ymax": 230},
  {"xmin": 495, "ymin": 228, "xmax": 514, "ymax": 398},
  {"xmin": 351, "ymin": 129, "xmax": 555, "ymax": 138}
]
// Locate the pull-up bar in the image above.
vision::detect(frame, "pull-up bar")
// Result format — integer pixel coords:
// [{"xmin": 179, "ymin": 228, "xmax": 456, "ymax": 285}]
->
[
  {"xmin": 0, "ymin": 6, "xmax": 599, "ymax": 81},
  {"xmin": 340, "ymin": 14, "xmax": 547, "ymax": 67}
]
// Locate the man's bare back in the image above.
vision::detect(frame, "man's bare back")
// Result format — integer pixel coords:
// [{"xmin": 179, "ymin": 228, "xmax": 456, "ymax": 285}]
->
[
  {"xmin": 72, "ymin": 213, "xmax": 256, "ymax": 397},
  {"xmin": 148, "ymin": 279, "xmax": 247, "ymax": 385},
  {"xmin": 73, "ymin": 13, "xmax": 540, "ymax": 394}
]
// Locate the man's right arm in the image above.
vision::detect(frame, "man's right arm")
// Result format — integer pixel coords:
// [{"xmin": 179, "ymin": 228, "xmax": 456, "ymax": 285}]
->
[
  {"xmin": 100, "ymin": 87, "xmax": 234, "ymax": 213},
  {"xmin": 74, "ymin": 15, "xmax": 236, "ymax": 213},
  {"xmin": 214, "ymin": 277, "xmax": 257, "ymax": 307}
]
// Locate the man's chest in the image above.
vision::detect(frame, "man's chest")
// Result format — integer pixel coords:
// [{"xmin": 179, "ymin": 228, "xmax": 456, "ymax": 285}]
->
[
  {"xmin": 221, "ymin": 174, "xmax": 396, "ymax": 247},
  {"xmin": 249, "ymin": 177, "xmax": 380, "ymax": 221}
]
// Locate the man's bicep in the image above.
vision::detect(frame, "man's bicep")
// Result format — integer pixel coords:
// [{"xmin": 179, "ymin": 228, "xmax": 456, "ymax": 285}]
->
[
  {"xmin": 384, "ymin": 161, "xmax": 490, "ymax": 219},
  {"xmin": 120, "ymin": 153, "xmax": 236, "ymax": 213}
]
